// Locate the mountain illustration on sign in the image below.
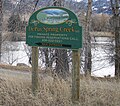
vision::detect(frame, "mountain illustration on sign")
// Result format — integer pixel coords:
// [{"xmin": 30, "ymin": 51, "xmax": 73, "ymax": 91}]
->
[{"xmin": 37, "ymin": 8, "xmax": 69, "ymax": 25}]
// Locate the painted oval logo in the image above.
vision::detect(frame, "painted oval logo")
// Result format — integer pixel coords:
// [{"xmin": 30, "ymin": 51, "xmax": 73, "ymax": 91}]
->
[{"xmin": 37, "ymin": 8, "xmax": 69, "ymax": 25}]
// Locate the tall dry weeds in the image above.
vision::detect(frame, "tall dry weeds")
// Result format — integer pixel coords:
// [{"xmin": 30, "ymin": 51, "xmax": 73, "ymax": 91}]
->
[{"xmin": 0, "ymin": 74, "xmax": 120, "ymax": 106}]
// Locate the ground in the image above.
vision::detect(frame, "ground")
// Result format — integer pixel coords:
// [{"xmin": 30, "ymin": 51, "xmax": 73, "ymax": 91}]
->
[{"xmin": 0, "ymin": 64, "xmax": 120, "ymax": 106}]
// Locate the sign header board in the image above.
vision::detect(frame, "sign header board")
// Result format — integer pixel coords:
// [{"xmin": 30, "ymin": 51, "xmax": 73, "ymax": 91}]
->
[{"xmin": 26, "ymin": 7, "xmax": 82, "ymax": 49}]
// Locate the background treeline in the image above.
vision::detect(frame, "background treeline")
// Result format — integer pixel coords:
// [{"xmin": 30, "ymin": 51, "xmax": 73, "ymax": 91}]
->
[{"xmin": 0, "ymin": 0, "xmax": 119, "ymax": 78}]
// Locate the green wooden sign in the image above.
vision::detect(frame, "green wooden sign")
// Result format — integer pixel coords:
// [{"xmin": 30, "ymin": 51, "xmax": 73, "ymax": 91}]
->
[{"xmin": 26, "ymin": 7, "xmax": 82, "ymax": 49}]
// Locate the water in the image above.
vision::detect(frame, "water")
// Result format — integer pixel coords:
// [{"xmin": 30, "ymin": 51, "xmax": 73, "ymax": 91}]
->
[
  {"xmin": 1, "ymin": 37, "xmax": 115, "ymax": 77},
  {"xmin": 1, "ymin": 41, "xmax": 29, "ymax": 65},
  {"xmin": 91, "ymin": 37, "xmax": 115, "ymax": 77}
]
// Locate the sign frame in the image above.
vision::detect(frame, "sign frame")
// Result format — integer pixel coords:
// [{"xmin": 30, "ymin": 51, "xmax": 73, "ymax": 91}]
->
[
  {"xmin": 26, "ymin": 6, "xmax": 82, "ymax": 49},
  {"xmin": 26, "ymin": 7, "xmax": 82, "ymax": 104}
]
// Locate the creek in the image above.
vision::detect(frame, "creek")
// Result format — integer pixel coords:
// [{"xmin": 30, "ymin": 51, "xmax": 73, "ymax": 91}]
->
[{"xmin": 1, "ymin": 36, "xmax": 115, "ymax": 77}]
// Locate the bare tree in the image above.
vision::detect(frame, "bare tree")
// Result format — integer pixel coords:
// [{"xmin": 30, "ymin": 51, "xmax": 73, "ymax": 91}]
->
[
  {"xmin": 0, "ymin": 0, "xmax": 3, "ymax": 61},
  {"xmin": 40, "ymin": 48, "xmax": 55, "ymax": 68},
  {"xmin": 84, "ymin": 0, "xmax": 92, "ymax": 76},
  {"xmin": 52, "ymin": 0, "xmax": 69, "ymax": 78},
  {"xmin": 53, "ymin": 0, "xmax": 64, "ymax": 6},
  {"xmin": 91, "ymin": 14, "xmax": 111, "ymax": 32},
  {"xmin": 110, "ymin": 0, "xmax": 120, "ymax": 78}
]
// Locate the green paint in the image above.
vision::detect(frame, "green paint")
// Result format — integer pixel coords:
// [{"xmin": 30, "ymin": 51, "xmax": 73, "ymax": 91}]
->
[{"xmin": 26, "ymin": 7, "xmax": 82, "ymax": 49}]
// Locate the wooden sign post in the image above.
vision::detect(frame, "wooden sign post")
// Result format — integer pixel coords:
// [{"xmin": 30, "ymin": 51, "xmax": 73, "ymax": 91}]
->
[
  {"xmin": 72, "ymin": 50, "xmax": 80, "ymax": 104},
  {"xmin": 32, "ymin": 46, "xmax": 39, "ymax": 96}
]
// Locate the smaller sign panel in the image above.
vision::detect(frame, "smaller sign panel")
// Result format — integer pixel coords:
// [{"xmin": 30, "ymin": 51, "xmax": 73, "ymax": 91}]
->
[{"xmin": 26, "ymin": 7, "xmax": 82, "ymax": 49}]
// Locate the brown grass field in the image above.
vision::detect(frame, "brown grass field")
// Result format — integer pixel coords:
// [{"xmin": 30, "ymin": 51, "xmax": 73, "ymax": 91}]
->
[
  {"xmin": 0, "ymin": 64, "xmax": 120, "ymax": 106},
  {"xmin": 0, "ymin": 64, "xmax": 31, "ymax": 72}
]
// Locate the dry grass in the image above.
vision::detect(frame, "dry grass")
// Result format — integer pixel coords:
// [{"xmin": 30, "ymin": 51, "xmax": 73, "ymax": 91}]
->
[
  {"xmin": 90, "ymin": 32, "xmax": 114, "ymax": 37},
  {"xmin": 0, "ymin": 72, "xmax": 120, "ymax": 106},
  {"xmin": 0, "ymin": 64, "xmax": 31, "ymax": 72}
]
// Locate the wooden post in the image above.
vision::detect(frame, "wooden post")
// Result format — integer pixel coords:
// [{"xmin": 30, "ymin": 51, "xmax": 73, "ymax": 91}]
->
[
  {"xmin": 72, "ymin": 49, "xmax": 80, "ymax": 104},
  {"xmin": 32, "ymin": 46, "xmax": 39, "ymax": 96}
]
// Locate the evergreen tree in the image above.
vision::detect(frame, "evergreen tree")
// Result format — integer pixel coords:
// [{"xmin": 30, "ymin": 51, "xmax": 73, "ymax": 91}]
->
[{"xmin": 7, "ymin": 13, "xmax": 22, "ymax": 33}]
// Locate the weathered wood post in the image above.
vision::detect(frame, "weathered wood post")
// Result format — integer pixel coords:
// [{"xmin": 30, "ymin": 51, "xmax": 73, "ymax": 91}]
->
[
  {"xmin": 72, "ymin": 49, "xmax": 80, "ymax": 104},
  {"xmin": 32, "ymin": 46, "xmax": 39, "ymax": 96}
]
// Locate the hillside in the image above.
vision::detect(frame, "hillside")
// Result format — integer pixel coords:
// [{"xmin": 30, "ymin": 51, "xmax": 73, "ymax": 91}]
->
[
  {"xmin": 77, "ymin": 0, "xmax": 112, "ymax": 14},
  {"xmin": 3, "ymin": 0, "xmax": 112, "ymax": 14}
]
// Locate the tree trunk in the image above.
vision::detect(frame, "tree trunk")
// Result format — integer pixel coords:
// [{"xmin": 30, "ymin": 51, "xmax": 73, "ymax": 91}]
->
[
  {"xmin": 53, "ymin": 0, "xmax": 64, "ymax": 6},
  {"xmin": 110, "ymin": 0, "xmax": 120, "ymax": 78},
  {"xmin": 43, "ymin": 48, "xmax": 53, "ymax": 68},
  {"xmin": 0, "ymin": 0, "xmax": 3, "ymax": 62},
  {"xmin": 53, "ymin": 0, "xmax": 69, "ymax": 78},
  {"xmin": 55, "ymin": 49, "xmax": 69, "ymax": 78},
  {"xmin": 115, "ymin": 23, "xmax": 120, "ymax": 77},
  {"xmin": 84, "ymin": 0, "xmax": 92, "ymax": 76}
]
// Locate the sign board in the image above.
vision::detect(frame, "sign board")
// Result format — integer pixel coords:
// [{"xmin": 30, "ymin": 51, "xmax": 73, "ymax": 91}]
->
[{"xmin": 26, "ymin": 7, "xmax": 82, "ymax": 49}]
